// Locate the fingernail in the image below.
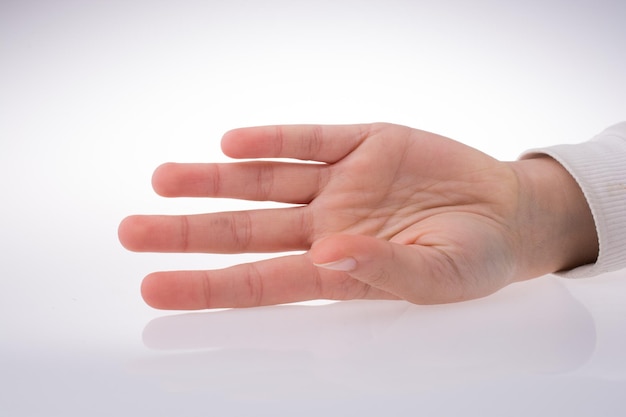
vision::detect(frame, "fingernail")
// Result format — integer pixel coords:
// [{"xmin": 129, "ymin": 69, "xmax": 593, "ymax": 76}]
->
[{"xmin": 314, "ymin": 257, "xmax": 357, "ymax": 272}]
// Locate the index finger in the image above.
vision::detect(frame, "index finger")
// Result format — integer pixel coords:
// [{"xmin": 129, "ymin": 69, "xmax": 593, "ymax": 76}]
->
[
  {"xmin": 221, "ymin": 124, "xmax": 372, "ymax": 163},
  {"xmin": 141, "ymin": 254, "xmax": 398, "ymax": 309}
]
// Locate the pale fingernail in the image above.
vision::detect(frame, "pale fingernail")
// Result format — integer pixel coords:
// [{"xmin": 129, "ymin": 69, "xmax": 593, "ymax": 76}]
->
[{"xmin": 314, "ymin": 257, "xmax": 357, "ymax": 272}]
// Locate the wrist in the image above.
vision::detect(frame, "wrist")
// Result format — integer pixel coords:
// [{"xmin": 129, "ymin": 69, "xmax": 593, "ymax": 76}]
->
[{"xmin": 508, "ymin": 156, "xmax": 598, "ymax": 279}]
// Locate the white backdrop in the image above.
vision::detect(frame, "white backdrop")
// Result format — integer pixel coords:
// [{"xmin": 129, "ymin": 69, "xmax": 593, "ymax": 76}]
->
[{"xmin": 1, "ymin": 1, "xmax": 625, "ymax": 416}]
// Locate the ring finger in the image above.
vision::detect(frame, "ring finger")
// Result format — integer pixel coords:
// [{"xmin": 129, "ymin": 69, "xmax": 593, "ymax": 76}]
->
[{"xmin": 152, "ymin": 161, "xmax": 328, "ymax": 204}]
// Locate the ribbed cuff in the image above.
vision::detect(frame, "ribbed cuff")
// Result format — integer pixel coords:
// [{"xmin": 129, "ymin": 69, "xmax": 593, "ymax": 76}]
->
[{"xmin": 520, "ymin": 122, "xmax": 626, "ymax": 278}]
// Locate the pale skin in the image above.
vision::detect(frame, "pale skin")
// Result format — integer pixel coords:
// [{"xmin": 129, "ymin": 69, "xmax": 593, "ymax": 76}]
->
[{"xmin": 118, "ymin": 123, "xmax": 598, "ymax": 309}]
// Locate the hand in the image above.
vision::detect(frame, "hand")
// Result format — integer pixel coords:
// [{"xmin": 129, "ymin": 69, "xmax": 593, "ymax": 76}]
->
[{"xmin": 118, "ymin": 123, "xmax": 598, "ymax": 309}]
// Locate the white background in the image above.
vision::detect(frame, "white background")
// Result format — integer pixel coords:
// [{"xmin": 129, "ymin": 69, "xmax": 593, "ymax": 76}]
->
[{"xmin": 1, "ymin": 0, "xmax": 625, "ymax": 416}]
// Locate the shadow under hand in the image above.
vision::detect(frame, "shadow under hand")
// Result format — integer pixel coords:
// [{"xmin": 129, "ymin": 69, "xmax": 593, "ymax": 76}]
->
[{"xmin": 136, "ymin": 277, "xmax": 595, "ymax": 397}]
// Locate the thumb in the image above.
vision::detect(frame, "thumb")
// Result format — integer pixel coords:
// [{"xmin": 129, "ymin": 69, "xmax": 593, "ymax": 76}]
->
[{"xmin": 309, "ymin": 234, "xmax": 466, "ymax": 304}]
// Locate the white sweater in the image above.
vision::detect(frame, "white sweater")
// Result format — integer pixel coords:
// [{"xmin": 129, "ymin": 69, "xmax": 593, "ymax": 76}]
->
[{"xmin": 522, "ymin": 122, "xmax": 626, "ymax": 278}]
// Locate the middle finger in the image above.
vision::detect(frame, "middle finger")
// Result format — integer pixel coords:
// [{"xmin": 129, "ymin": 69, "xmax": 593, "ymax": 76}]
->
[{"xmin": 119, "ymin": 207, "xmax": 313, "ymax": 254}]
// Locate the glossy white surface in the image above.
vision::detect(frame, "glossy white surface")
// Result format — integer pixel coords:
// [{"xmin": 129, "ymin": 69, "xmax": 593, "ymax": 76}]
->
[{"xmin": 1, "ymin": 1, "xmax": 625, "ymax": 416}]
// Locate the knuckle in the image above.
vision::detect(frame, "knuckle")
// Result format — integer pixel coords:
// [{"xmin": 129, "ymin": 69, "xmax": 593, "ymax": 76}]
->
[
  {"xmin": 208, "ymin": 164, "xmax": 221, "ymax": 196},
  {"xmin": 274, "ymin": 125, "xmax": 285, "ymax": 156},
  {"xmin": 242, "ymin": 264, "xmax": 264, "ymax": 307},
  {"xmin": 255, "ymin": 163, "xmax": 275, "ymax": 200},
  {"xmin": 306, "ymin": 125, "xmax": 324, "ymax": 158},
  {"xmin": 179, "ymin": 215, "xmax": 190, "ymax": 252},
  {"xmin": 201, "ymin": 271, "xmax": 214, "ymax": 308},
  {"xmin": 229, "ymin": 212, "xmax": 253, "ymax": 251}
]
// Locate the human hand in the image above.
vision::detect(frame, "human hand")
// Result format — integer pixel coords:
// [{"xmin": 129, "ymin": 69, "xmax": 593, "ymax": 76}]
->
[{"xmin": 118, "ymin": 123, "xmax": 598, "ymax": 309}]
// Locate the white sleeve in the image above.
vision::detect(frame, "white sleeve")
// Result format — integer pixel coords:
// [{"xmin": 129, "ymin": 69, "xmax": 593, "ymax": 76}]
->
[{"xmin": 521, "ymin": 122, "xmax": 626, "ymax": 278}]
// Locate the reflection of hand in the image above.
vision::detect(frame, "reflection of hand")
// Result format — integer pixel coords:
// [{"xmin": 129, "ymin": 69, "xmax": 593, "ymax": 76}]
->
[
  {"xmin": 119, "ymin": 123, "xmax": 597, "ymax": 309},
  {"xmin": 142, "ymin": 278, "xmax": 595, "ymax": 375}
]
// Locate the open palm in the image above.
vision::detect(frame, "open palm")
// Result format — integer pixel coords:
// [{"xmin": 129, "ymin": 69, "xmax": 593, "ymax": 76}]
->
[{"xmin": 119, "ymin": 123, "xmax": 590, "ymax": 309}]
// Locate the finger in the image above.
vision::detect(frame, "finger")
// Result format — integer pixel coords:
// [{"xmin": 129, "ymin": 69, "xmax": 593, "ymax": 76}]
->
[
  {"xmin": 118, "ymin": 208, "xmax": 311, "ymax": 254},
  {"xmin": 221, "ymin": 124, "xmax": 372, "ymax": 163},
  {"xmin": 152, "ymin": 161, "xmax": 327, "ymax": 204},
  {"xmin": 310, "ymin": 234, "xmax": 485, "ymax": 304},
  {"xmin": 141, "ymin": 254, "xmax": 397, "ymax": 309}
]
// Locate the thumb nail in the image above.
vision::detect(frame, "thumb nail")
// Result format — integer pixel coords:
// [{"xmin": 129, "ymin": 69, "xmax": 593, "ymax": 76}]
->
[{"xmin": 314, "ymin": 257, "xmax": 357, "ymax": 272}]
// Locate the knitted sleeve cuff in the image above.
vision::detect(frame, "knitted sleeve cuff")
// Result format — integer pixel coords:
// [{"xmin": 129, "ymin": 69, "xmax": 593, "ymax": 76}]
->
[{"xmin": 520, "ymin": 122, "xmax": 626, "ymax": 278}]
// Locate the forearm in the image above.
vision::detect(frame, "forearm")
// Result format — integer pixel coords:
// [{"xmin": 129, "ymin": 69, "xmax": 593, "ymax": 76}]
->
[
  {"xmin": 518, "ymin": 122, "xmax": 626, "ymax": 278},
  {"xmin": 509, "ymin": 156, "xmax": 598, "ymax": 279}
]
